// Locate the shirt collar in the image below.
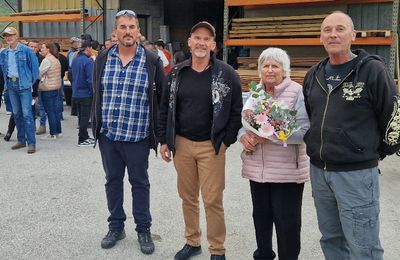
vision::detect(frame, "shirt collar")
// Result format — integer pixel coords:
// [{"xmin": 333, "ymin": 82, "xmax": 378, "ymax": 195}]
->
[{"xmin": 110, "ymin": 43, "xmax": 144, "ymax": 60}]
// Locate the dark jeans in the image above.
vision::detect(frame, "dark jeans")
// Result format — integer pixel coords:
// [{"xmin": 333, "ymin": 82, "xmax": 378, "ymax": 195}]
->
[
  {"xmin": 250, "ymin": 181, "xmax": 304, "ymax": 260},
  {"xmin": 40, "ymin": 90, "xmax": 62, "ymax": 136},
  {"xmin": 98, "ymin": 133, "xmax": 152, "ymax": 233},
  {"xmin": 72, "ymin": 97, "xmax": 92, "ymax": 142}
]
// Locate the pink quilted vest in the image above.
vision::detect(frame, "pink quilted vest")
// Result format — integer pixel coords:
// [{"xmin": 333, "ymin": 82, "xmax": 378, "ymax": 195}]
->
[{"xmin": 241, "ymin": 78, "xmax": 310, "ymax": 183}]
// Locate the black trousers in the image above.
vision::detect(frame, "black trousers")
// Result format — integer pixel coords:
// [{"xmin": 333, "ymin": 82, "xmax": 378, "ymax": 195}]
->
[
  {"xmin": 250, "ymin": 180, "xmax": 304, "ymax": 260},
  {"xmin": 72, "ymin": 97, "xmax": 92, "ymax": 142},
  {"xmin": 98, "ymin": 133, "xmax": 151, "ymax": 233}
]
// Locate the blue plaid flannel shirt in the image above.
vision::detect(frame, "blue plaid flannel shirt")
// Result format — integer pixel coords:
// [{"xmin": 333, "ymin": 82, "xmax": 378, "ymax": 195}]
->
[{"xmin": 100, "ymin": 44, "xmax": 150, "ymax": 142}]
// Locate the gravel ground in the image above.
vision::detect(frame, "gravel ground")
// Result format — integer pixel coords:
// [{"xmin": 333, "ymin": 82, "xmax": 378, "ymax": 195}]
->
[{"xmin": 0, "ymin": 106, "xmax": 399, "ymax": 260}]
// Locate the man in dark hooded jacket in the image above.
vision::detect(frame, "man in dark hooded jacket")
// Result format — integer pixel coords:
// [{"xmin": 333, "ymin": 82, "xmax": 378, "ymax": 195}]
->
[{"xmin": 303, "ymin": 11, "xmax": 400, "ymax": 260}]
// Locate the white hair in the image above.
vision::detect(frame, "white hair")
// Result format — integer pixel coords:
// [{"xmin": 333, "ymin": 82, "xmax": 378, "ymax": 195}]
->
[{"xmin": 258, "ymin": 47, "xmax": 291, "ymax": 78}]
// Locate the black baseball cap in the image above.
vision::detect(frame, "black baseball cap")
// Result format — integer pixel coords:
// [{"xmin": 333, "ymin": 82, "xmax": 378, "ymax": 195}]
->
[
  {"xmin": 190, "ymin": 21, "xmax": 216, "ymax": 38},
  {"xmin": 79, "ymin": 40, "xmax": 92, "ymax": 51}
]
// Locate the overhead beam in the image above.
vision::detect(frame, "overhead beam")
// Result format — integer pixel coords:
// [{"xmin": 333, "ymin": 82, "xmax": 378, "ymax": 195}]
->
[
  {"xmin": 0, "ymin": 14, "xmax": 102, "ymax": 23},
  {"xmin": 226, "ymin": 0, "xmax": 392, "ymax": 7}
]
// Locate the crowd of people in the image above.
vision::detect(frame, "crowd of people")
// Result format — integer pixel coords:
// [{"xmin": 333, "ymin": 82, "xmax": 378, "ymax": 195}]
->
[
  {"xmin": 1, "ymin": 9, "xmax": 400, "ymax": 260},
  {"xmin": 0, "ymin": 23, "xmax": 180, "ymax": 150}
]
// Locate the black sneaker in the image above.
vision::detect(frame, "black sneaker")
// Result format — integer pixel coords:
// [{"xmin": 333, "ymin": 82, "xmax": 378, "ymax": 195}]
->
[
  {"xmin": 137, "ymin": 230, "xmax": 155, "ymax": 254},
  {"xmin": 175, "ymin": 244, "xmax": 202, "ymax": 260},
  {"xmin": 210, "ymin": 255, "xmax": 226, "ymax": 260},
  {"xmin": 4, "ymin": 132, "xmax": 11, "ymax": 141},
  {"xmin": 101, "ymin": 230, "xmax": 126, "ymax": 249}
]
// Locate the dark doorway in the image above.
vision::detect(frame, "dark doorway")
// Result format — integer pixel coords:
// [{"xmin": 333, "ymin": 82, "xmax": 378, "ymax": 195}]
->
[{"xmin": 164, "ymin": 0, "xmax": 224, "ymax": 53}]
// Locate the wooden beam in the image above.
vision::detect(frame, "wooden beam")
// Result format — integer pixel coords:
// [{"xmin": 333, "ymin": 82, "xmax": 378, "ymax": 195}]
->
[
  {"xmin": 226, "ymin": 0, "xmax": 392, "ymax": 7},
  {"xmin": 225, "ymin": 37, "xmax": 393, "ymax": 46},
  {"xmin": 0, "ymin": 14, "xmax": 102, "ymax": 23},
  {"xmin": 227, "ymin": 0, "xmax": 332, "ymax": 6},
  {"xmin": 232, "ymin": 14, "xmax": 327, "ymax": 22},
  {"xmin": 10, "ymin": 9, "xmax": 81, "ymax": 16}
]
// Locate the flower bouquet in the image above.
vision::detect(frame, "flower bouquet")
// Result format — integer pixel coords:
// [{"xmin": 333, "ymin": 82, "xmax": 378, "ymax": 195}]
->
[{"xmin": 242, "ymin": 81, "xmax": 299, "ymax": 147}]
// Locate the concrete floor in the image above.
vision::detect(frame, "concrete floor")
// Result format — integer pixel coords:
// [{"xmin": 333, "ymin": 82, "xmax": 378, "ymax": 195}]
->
[{"xmin": 0, "ymin": 106, "xmax": 399, "ymax": 260}]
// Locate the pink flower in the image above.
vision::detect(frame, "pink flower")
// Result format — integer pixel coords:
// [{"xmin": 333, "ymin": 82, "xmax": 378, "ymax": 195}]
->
[
  {"xmin": 255, "ymin": 113, "xmax": 268, "ymax": 125},
  {"xmin": 259, "ymin": 122, "xmax": 274, "ymax": 136}
]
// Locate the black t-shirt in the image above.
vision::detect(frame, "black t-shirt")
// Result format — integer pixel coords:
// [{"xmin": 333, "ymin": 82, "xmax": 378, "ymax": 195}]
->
[
  {"xmin": 325, "ymin": 57, "xmax": 358, "ymax": 91},
  {"xmin": 176, "ymin": 66, "xmax": 213, "ymax": 141}
]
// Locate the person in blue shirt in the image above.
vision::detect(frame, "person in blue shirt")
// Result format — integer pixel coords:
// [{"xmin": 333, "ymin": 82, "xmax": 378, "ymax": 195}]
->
[
  {"xmin": 71, "ymin": 40, "xmax": 94, "ymax": 146},
  {"xmin": 0, "ymin": 27, "xmax": 39, "ymax": 153}
]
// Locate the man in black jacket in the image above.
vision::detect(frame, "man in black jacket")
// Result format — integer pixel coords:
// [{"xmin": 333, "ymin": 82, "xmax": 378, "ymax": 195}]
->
[
  {"xmin": 303, "ymin": 11, "xmax": 400, "ymax": 260},
  {"xmin": 90, "ymin": 9, "xmax": 166, "ymax": 255},
  {"xmin": 158, "ymin": 22, "xmax": 242, "ymax": 260}
]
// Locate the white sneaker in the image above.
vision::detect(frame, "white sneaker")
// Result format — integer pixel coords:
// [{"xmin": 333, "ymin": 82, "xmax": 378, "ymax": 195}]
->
[
  {"xmin": 41, "ymin": 134, "xmax": 57, "ymax": 141},
  {"xmin": 6, "ymin": 111, "xmax": 11, "ymax": 115},
  {"xmin": 77, "ymin": 138, "xmax": 94, "ymax": 147}
]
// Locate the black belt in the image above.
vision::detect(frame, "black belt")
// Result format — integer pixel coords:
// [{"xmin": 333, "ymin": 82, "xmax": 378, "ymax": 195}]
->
[{"xmin": 7, "ymin": 76, "xmax": 18, "ymax": 82}]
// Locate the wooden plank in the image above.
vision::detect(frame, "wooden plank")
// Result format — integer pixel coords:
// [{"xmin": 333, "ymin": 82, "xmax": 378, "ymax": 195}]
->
[
  {"xmin": 238, "ymin": 56, "xmax": 323, "ymax": 67},
  {"xmin": 226, "ymin": 0, "xmax": 392, "ymax": 7},
  {"xmin": 225, "ymin": 37, "xmax": 393, "ymax": 46},
  {"xmin": 230, "ymin": 27, "xmax": 321, "ymax": 34},
  {"xmin": 356, "ymin": 30, "xmax": 391, "ymax": 37},
  {"xmin": 231, "ymin": 23, "xmax": 321, "ymax": 30},
  {"xmin": 10, "ymin": 9, "xmax": 81, "ymax": 16},
  {"xmin": 232, "ymin": 14, "xmax": 327, "ymax": 23},
  {"xmin": 229, "ymin": 31, "xmax": 320, "ymax": 38},
  {"xmin": 0, "ymin": 14, "xmax": 102, "ymax": 23},
  {"xmin": 232, "ymin": 19, "xmax": 323, "ymax": 26},
  {"xmin": 227, "ymin": 0, "xmax": 333, "ymax": 6}
]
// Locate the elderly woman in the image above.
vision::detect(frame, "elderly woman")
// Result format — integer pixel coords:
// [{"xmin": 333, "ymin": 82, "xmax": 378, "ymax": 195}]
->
[
  {"xmin": 39, "ymin": 43, "xmax": 62, "ymax": 140},
  {"xmin": 239, "ymin": 47, "xmax": 310, "ymax": 260}
]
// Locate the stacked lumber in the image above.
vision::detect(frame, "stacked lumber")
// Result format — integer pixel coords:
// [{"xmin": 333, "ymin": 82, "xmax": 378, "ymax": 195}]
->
[
  {"xmin": 230, "ymin": 14, "xmax": 391, "ymax": 40},
  {"xmin": 230, "ymin": 14, "xmax": 326, "ymax": 39},
  {"xmin": 356, "ymin": 30, "xmax": 391, "ymax": 38},
  {"xmin": 19, "ymin": 37, "xmax": 71, "ymax": 52},
  {"xmin": 238, "ymin": 56, "xmax": 321, "ymax": 69},
  {"xmin": 237, "ymin": 56, "xmax": 323, "ymax": 91}
]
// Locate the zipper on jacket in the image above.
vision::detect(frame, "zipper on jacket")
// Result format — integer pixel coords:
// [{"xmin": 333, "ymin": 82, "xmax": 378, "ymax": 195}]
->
[
  {"xmin": 151, "ymin": 81, "xmax": 157, "ymax": 155},
  {"xmin": 316, "ymin": 69, "xmax": 354, "ymax": 170},
  {"xmin": 316, "ymin": 77, "xmax": 330, "ymax": 170},
  {"xmin": 171, "ymin": 70, "xmax": 179, "ymax": 153},
  {"xmin": 295, "ymin": 145, "xmax": 299, "ymax": 169}
]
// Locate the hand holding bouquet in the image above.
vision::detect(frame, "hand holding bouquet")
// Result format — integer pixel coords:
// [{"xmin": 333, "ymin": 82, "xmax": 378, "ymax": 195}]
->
[{"xmin": 242, "ymin": 81, "xmax": 299, "ymax": 147}]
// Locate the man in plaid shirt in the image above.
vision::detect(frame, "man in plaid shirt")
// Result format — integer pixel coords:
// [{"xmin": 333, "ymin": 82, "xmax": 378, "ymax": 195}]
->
[{"xmin": 91, "ymin": 10, "xmax": 166, "ymax": 255}]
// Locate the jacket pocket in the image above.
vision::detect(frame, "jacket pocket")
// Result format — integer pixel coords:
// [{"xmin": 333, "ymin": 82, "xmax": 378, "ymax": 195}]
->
[
  {"xmin": 339, "ymin": 128, "xmax": 364, "ymax": 153},
  {"xmin": 321, "ymin": 127, "xmax": 366, "ymax": 164}
]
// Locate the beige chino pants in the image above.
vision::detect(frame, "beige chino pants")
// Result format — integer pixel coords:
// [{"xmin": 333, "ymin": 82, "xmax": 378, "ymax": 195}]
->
[{"xmin": 173, "ymin": 135, "xmax": 227, "ymax": 255}]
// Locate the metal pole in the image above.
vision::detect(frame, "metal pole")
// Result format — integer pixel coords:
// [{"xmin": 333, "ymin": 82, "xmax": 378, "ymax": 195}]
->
[
  {"xmin": 17, "ymin": 0, "xmax": 22, "ymax": 36},
  {"xmin": 103, "ymin": 0, "xmax": 107, "ymax": 43},
  {"xmin": 223, "ymin": 0, "xmax": 228, "ymax": 63},
  {"xmin": 389, "ymin": 0, "xmax": 399, "ymax": 77},
  {"xmin": 81, "ymin": 0, "xmax": 85, "ymax": 35}
]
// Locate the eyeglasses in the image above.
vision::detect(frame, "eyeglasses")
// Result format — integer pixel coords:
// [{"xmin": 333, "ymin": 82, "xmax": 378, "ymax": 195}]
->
[{"xmin": 116, "ymin": 10, "xmax": 136, "ymax": 18}]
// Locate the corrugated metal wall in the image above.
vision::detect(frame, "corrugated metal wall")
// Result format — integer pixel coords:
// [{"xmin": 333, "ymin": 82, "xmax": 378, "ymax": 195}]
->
[
  {"xmin": 21, "ymin": 0, "xmax": 119, "ymax": 44},
  {"xmin": 349, "ymin": 3, "xmax": 393, "ymax": 64}
]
